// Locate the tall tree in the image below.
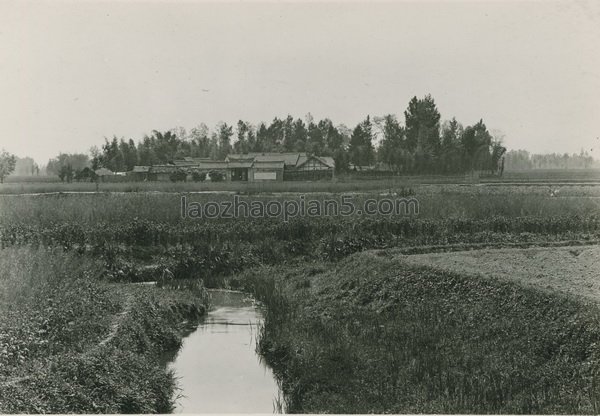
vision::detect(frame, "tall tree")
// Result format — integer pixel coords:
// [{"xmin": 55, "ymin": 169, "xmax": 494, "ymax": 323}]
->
[
  {"xmin": 189, "ymin": 124, "xmax": 210, "ymax": 158},
  {"xmin": 291, "ymin": 118, "xmax": 308, "ymax": 152},
  {"xmin": 255, "ymin": 123, "xmax": 269, "ymax": 152},
  {"xmin": 282, "ymin": 115, "xmax": 295, "ymax": 151},
  {"xmin": 208, "ymin": 133, "xmax": 219, "ymax": 160},
  {"xmin": 306, "ymin": 119, "xmax": 325, "ymax": 155},
  {"xmin": 348, "ymin": 116, "xmax": 375, "ymax": 168},
  {"xmin": 246, "ymin": 125, "xmax": 257, "ymax": 153},
  {"xmin": 119, "ymin": 139, "xmax": 138, "ymax": 171},
  {"xmin": 137, "ymin": 136, "xmax": 159, "ymax": 166},
  {"xmin": 0, "ymin": 149, "xmax": 17, "ymax": 183},
  {"xmin": 348, "ymin": 124, "xmax": 365, "ymax": 168},
  {"xmin": 490, "ymin": 138, "xmax": 507, "ymax": 175},
  {"xmin": 461, "ymin": 119, "xmax": 493, "ymax": 172},
  {"xmin": 319, "ymin": 118, "xmax": 344, "ymax": 154},
  {"xmin": 440, "ymin": 117, "xmax": 463, "ymax": 173},
  {"xmin": 377, "ymin": 114, "xmax": 406, "ymax": 172},
  {"xmin": 216, "ymin": 122, "xmax": 234, "ymax": 159},
  {"xmin": 234, "ymin": 120, "xmax": 250, "ymax": 154},
  {"xmin": 152, "ymin": 130, "xmax": 180, "ymax": 163},
  {"xmin": 404, "ymin": 94, "xmax": 441, "ymax": 172}
]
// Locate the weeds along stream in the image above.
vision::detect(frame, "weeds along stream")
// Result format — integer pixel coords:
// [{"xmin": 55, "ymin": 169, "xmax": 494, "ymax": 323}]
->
[
  {"xmin": 0, "ymin": 247, "xmax": 208, "ymax": 413},
  {"xmin": 246, "ymin": 252, "xmax": 600, "ymax": 414}
]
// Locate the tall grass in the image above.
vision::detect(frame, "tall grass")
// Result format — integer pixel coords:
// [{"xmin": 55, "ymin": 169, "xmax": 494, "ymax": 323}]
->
[
  {"xmin": 249, "ymin": 254, "xmax": 600, "ymax": 414},
  {"xmin": 1, "ymin": 185, "xmax": 599, "ymax": 227},
  {"xmin": 0, "ymin": 188, "xmax": 598, "ymax": 284},
  {"xmin": 0, "ymin": 246, "xmax": 206, "ymax": 413}
]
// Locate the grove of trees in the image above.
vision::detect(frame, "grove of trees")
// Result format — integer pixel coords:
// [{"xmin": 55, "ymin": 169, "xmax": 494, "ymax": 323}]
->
[{"xmin": 86, "ymin": 94, "xmax": 510, "ymax": 176}]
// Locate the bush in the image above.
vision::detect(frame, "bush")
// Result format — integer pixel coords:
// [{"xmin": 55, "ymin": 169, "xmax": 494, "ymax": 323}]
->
[
  {"xmin": 208, "ymin": 170, "xmax": 225, "ymax": 182},
  {"xmin": 169, "ymin": 170, "xmax": 187, "ymax": 182},
  {"xmin": 191, "ymin": 171, "xmax": 206, "ymax": 182}
]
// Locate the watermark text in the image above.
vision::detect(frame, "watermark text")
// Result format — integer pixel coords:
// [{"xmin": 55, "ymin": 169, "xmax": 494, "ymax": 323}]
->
[{"xmin": 181, "ymin": 194, "xmax": 419, "ymax": 221}]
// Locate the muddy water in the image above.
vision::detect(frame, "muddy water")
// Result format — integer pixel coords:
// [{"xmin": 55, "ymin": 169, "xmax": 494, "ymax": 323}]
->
[{"xmin": 167, "ymin": 290, "xmax": 282, "ymax": 413}]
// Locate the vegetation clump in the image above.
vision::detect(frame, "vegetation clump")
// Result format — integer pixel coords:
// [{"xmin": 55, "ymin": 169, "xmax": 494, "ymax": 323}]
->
[
  {"xmin": 246, "ymin": 252, "xmax": 600, "ymax": 414},
  {"xmin": 0, "ymin": 247, "xmax": 206, "ymax": 413}
]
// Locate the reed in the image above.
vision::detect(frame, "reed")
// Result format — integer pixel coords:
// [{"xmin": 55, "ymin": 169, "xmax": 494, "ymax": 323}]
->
[{"xmin": 249, "ymin": 254, "xmax": 600, "ymax": 414}]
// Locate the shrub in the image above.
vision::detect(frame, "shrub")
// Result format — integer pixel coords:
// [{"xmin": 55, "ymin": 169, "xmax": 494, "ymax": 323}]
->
[
  {"xmin": 191, "ymin": 171, "xmax": 206, "ymax": 182},
  {"xmin": 169, "ymin": 170, "xmax": 187, "ymax": 182},
  {"xmin": 208, "ymin": 170, "xmax": 225, "ymax": 182}
]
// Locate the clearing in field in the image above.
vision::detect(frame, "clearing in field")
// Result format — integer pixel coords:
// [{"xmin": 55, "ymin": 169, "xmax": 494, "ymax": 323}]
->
[{"xmin": 391, "ymin": 244, "xmax": 600, "ymax": 302}]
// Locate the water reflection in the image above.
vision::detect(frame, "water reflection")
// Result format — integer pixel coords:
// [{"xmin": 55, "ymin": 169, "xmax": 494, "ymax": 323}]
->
[{"xmin": 167, "ymin": 290, "xmax": 282, "ymax": 413}]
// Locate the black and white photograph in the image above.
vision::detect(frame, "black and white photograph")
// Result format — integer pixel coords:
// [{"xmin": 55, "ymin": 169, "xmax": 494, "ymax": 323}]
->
[{"xmin": 1, "ymin": 0, "xmax": 600, "ymax": 413}]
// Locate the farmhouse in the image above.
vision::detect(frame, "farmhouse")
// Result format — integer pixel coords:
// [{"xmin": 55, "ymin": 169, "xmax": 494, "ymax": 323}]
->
[
  {"xmin": 149, "ymin": 165, "xmax": 179, "ymax": 181},
  {"xmin": 127, "ymin": 165, "xmax": 151, "ymax": 181},
  {"xmin": 226, "ymin": 152, "xmax": 335, "ymax": 181},
  {"xmin": 288, "ymin": 154, "xmax": 335, "ymax": 180},
  {"xmin": 124, "ymin": 152, "xmax": 335, "ymax": 182},
  {"xmin": 250, "ymin": 160, "xmax": 285, "ymax": 181},
  {"xmin": 191, "ymin": 161, "xmax": 231, "ymax": 181}
]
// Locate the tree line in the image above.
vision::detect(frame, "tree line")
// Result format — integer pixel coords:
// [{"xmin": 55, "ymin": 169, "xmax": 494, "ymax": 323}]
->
[
  {"xmin": 87, "ymin": 94, "xmax": 507, "ymax": 176},
  {"xmin": 3, "ymin": 92, "xmax": 595, "ymax": 183},
  {"xmin": 504, "ymin": 149, "xmax": 597, "ymax": 170}
]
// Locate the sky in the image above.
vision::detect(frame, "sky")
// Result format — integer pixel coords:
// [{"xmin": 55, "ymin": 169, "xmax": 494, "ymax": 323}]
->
[{"xmin": 1, "ymin": 0, "xmax": 599, "ymax": 165}]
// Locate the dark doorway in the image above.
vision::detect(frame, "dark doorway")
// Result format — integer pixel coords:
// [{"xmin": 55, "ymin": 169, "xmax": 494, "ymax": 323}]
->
[{"xmin": 231, "ymin": 168, "xmax": 249, "ymax": 181}]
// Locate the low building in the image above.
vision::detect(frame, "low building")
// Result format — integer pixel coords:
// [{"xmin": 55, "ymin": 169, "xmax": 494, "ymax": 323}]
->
[
  {"xmin": 127, "ymin": 153, "xmax": 335, "ymax": 182},
  {"xmin": 226, "ymin": 152, "xmax": 334, "ymax": 181},
  {"xmin": 195, "ymin": 161, "xmax": 231, "ymax": 181},
  {"xmin": 149, "ymin": 165, "xmax": 179, "ymax": 181},
  {"xmin": 228, "ymin": 159, "xmax": 254, "ymax": 181},
  {"xmin": 127, "ymin": 165, "xmax": 151, "ymax": 181},
  {"xmin": 250, "ymin": 160, "xmax": 285, "ymax": 181}
]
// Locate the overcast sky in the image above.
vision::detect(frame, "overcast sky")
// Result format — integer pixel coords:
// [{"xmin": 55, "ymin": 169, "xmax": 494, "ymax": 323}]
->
[{"xmin": 1, "ymin": 0, "xmax": 599, "ymax": 165}]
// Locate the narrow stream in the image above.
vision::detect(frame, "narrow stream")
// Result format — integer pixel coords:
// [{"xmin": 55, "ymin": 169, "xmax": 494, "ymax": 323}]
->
[{"xmin": 166, "ymin": 289, "xmax": 283, "ymax": 413}]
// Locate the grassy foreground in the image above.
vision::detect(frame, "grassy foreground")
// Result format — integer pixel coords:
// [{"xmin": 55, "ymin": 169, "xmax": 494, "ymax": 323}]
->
[
  {"xmin": 0, "ymin": 247, "xmax": 206, "ymax": 413},
  {"xmin": 241, "ymin": 250, "xmax": 600, "ymax": 414},
  {"xmin": 2, "ymin": 185, "xmax": 599, "ymax": 413}
]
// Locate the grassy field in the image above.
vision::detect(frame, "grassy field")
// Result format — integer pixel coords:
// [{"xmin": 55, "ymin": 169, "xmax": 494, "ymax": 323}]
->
[
  {"xmin": 397, "ymin": 245, "xmax": 600, "ymax": 302},
  {"xmin": 0, "ymin": 186, "xmax": 598, "ymax": 291},
  {"xmin": 1, "ymin": 180, "xmax": 600, "ymax": 413},
  {"xmin": 244, "ymin": 249, "xmax": 600, "ymax": 413},
  {"xmin": 2, "ymin": 168, "xmax": 600, "ymax": 195},
  {"xmin": 0, "ymin": 246, "xmax": 207, "ymax": 413},
  {"xmin": 1, "ymin": 184, "xmax": 599, "ymax": 225}
]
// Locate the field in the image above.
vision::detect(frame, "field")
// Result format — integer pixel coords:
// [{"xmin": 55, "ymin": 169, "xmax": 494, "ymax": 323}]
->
[
  {"xmin": 1, "ymin": 177, "xmax": 600, "ymax": 413},
  {"xmin": 396, "ymin": 245, "xmax": 600, "ymax": 302},
  {"xmin": 2, "ymin": 168, "xmax": 600, "ymax": 195},
  {"xmin": 245, "ymin": 250, "xmax": 600, "ymax": 413}
]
